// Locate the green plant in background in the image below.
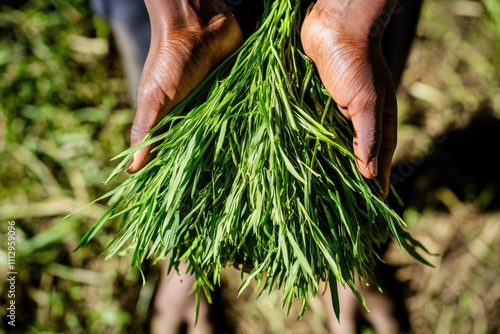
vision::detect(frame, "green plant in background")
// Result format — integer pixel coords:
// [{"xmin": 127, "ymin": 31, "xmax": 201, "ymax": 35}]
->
[
  {"xmin": 0, "ymin": 1, "xmax": 141, "ymax": 332},
  {"xmin": 77, "ymin": 0, "xmax": 429, "ymax": 318},
  {"xmin": 482, "ymin": 0, "xmax": 500, "ymax": 119},
  {"xmin": 2, "ymin": 0, "xmax": 499, "ymax": 332}
]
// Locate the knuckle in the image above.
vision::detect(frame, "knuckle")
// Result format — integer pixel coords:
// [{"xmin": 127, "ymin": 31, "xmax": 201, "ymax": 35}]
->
[
  {"xmin": 353, "ymin": 80, "xmax": 378, "ymax": 109},
  {"xmin": 138, "ymin": 74, "xmax": 168, "ymax": 106},
  {"xmin": 130, "ymin": 121, "xmax": 147, "ymax": 143}
]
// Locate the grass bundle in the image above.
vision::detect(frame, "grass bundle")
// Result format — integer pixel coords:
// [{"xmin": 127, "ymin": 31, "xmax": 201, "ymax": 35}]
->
[{"xmin": 77, "ymin": 0, "xmax": 429, "ymax": 317}]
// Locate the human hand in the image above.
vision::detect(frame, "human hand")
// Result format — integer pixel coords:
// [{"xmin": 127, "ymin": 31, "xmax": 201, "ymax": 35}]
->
[
  {"xmin": 301, "ymin": 0, "xmax": 398, "ymax": 197},
  {"xmin": 126, "ymin": 0, "xmax": 243, "ymax": 173}
]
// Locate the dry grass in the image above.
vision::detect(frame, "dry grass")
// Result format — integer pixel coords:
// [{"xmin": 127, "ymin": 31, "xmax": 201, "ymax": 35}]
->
[{"xmin": 386, "ymin": 208, "xmax": 500, "ymax": 334}]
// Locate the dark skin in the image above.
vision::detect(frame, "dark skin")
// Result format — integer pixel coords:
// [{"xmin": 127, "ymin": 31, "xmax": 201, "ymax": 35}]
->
[
  {"xmin": 301, "ymin": 0, "xmax": 398, "ymax": 197},
  {"xmin": 127, "ymin": 0, "xmax": 397, "ymax": 198},
  {"xmin": 132, "ymin": 1, "xmax": 400, "ymax": 333},
  {"xmin": 127, "ymin": 0, "xmax": 243, "ymax": 172}
]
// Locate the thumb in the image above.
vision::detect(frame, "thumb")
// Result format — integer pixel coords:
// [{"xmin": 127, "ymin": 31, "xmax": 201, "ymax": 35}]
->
[
  {"xmin": 348, "ymin": 92, "xmax": 384, "ymax": 181},
  {"xmin": 127, "ymin": 89, "xmax": 166, "ymax": 174}
]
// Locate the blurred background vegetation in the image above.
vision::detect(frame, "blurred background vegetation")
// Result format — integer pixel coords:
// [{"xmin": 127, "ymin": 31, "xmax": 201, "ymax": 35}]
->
[{"xmin": 0, "ymin": 0, "xmax": 499, "ymax": 333}]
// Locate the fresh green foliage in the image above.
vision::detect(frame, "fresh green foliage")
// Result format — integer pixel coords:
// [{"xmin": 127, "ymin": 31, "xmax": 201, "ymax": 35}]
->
[
  {"xmin": 77, "ymin": 0, "xmax": 429, "ymax": 317},
  {"xmin": 0, "ymin": 1, "xmax": 139, "ymax": 332},
  {"xmin": 2, "ymin": 0, "xmax": 499, "ymax": 332}
]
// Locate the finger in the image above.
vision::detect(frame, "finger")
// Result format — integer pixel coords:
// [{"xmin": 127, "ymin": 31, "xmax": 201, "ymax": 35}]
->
[
  {"xmin": 127, "ymin": 82, "xmax": 167, "ymax": 173},
  {"xmin": 347, "ymin": 88, "xmax": 384, "ymax": 181},
  {"xmin": 376, "ymin": 85, "xmax": 398, "ymax": 198}
]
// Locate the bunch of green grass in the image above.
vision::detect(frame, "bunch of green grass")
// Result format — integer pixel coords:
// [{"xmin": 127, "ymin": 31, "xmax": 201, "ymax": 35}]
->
[{"xmin": 77, "ymin": 0, "xmax": 429, "ymax": 318}]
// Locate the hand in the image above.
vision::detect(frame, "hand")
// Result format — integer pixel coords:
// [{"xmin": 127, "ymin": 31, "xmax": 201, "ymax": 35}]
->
[
  {"xmin": 127, "ymin": 0, "xmax": 243, "ymax": 173},
  {"xmin": 301, "ymin": 0, "xmax": 398, "ymax": 197}
]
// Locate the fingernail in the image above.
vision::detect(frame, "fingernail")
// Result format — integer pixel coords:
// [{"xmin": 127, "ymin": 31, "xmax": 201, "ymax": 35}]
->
[
  {"xmin": 125, "ymin": 157, "xmax": 134, "ymax": 173},
  {"xmin": 368, "ymin": 157, "xmax": 378, "ymax": 177}
]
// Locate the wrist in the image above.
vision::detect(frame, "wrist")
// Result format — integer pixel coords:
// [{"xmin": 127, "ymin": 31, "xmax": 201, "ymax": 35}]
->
[
  {"xmin": 145, "ymin": 0, "xmax": 230, "ymax": 29},
  {"xmin": 312, "ymin": 0, "xmax": 395, "ymax": 43}
]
